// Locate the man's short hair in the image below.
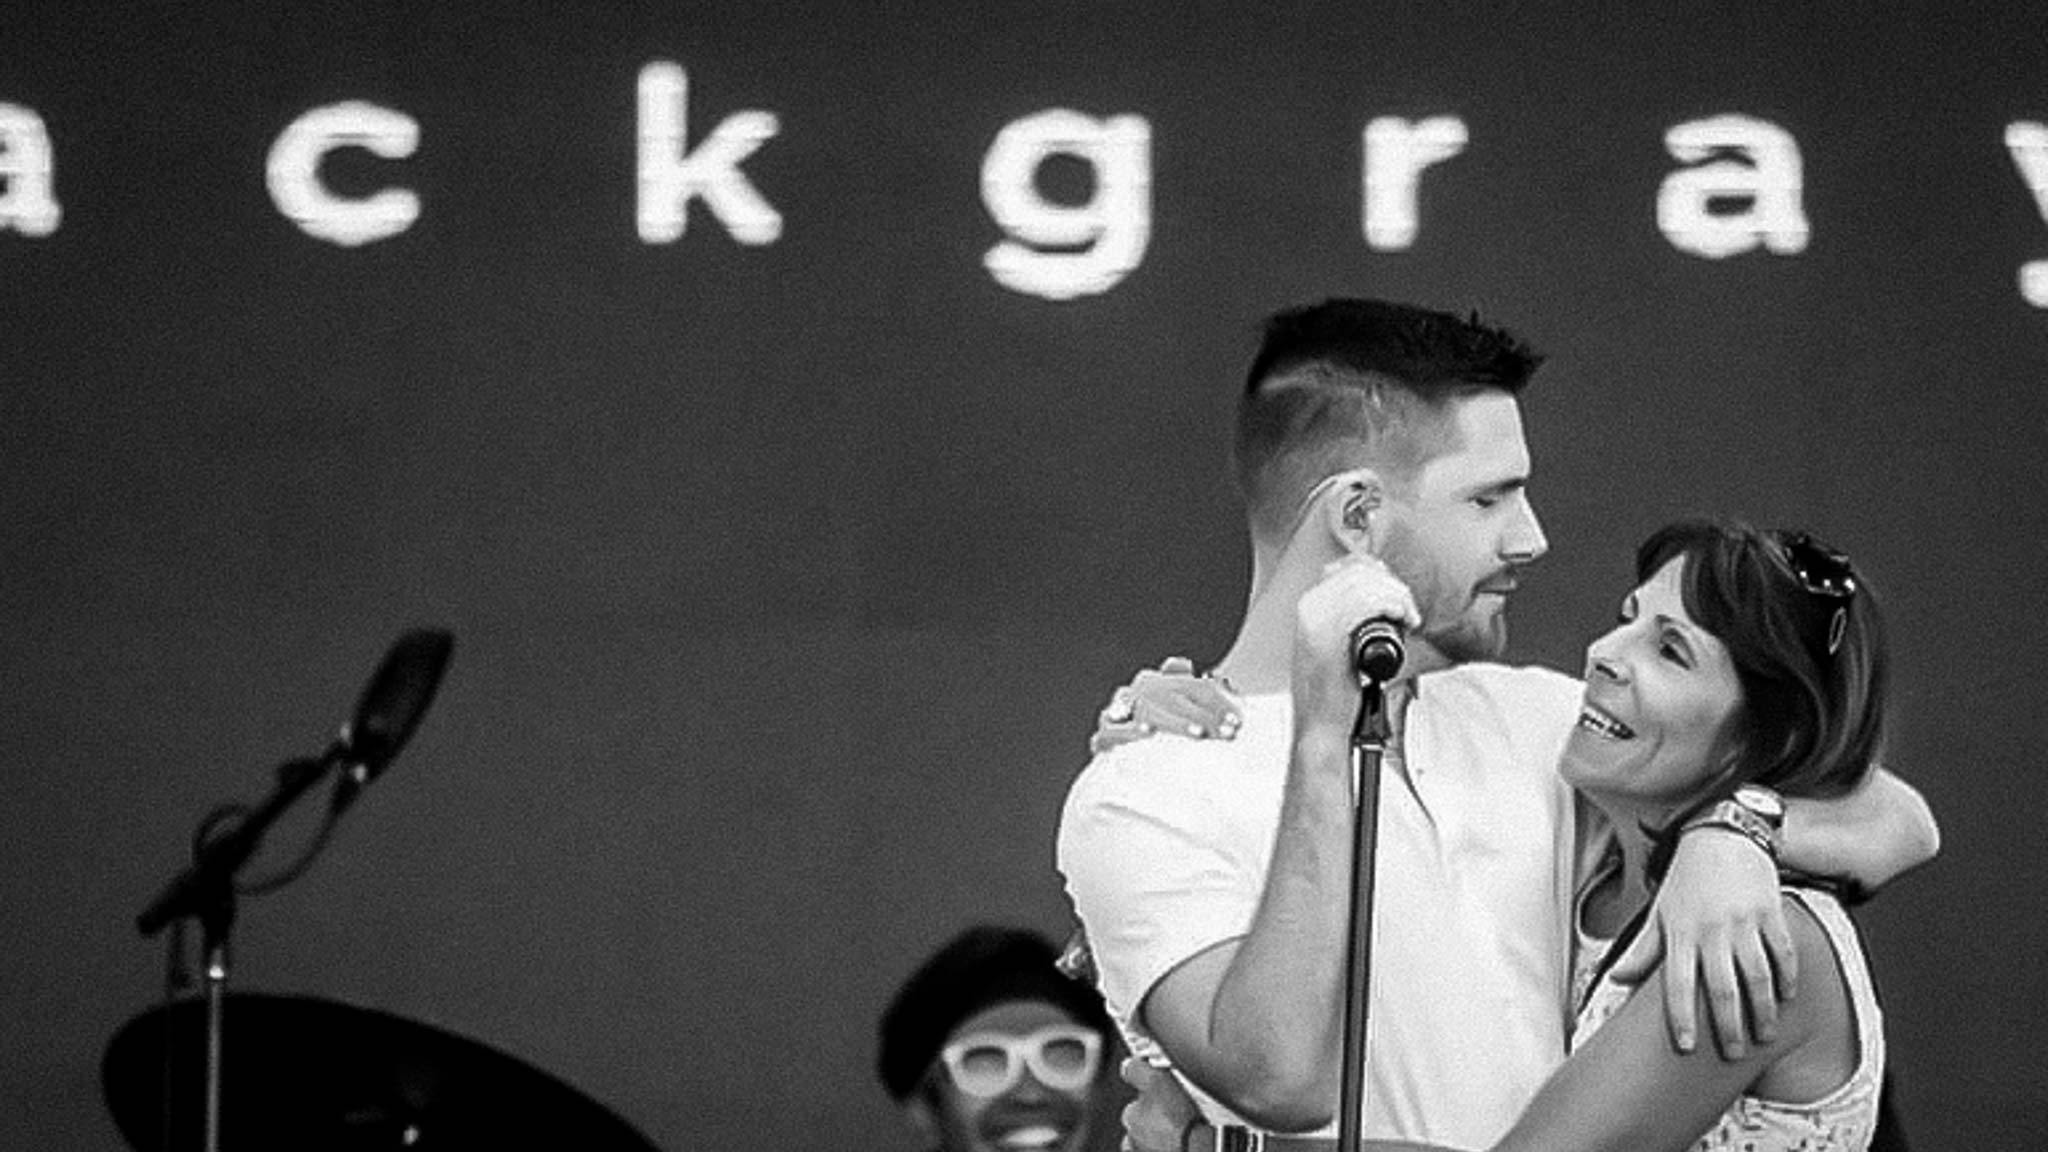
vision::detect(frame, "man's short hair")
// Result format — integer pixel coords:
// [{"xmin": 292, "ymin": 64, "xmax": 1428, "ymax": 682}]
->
[
  {"xmin": 1234, "ymin": 298, "xmax": 1543, "ymax": 541},
  {"xmin": 875, "ymin": 925, "xmax": 1113, "ymax": 1102}
]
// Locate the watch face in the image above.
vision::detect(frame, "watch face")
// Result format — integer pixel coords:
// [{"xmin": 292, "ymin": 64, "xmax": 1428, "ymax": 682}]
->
[{"xmin": 1735, "ymin": 785, "xmax": 1786, "ymax": 823}]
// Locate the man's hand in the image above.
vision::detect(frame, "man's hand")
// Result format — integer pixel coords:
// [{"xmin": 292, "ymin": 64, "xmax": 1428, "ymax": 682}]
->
[
  {"xmin": 1292, "ymin": 554, "xmax": 1419, "ymax": 719},
  {"xmin": 1120, "ymin": 1057, "xmax": 1204, "ymax": 1152},
  {"xmin": 1608, "ymin": 828, "xmax": 1796, "ymax": 1058}
]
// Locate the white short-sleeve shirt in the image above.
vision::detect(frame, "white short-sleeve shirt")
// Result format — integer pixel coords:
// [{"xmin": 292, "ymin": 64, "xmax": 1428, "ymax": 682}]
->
[{"xmin": 1057, "ymin": 662, "xmax": 1584, "ymax": 1149}]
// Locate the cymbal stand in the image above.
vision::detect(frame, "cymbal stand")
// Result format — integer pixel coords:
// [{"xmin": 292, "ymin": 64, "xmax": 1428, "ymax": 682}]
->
[{"xmin": 138, "ymin": 755, "xmax": 331, "ymax": 1152}]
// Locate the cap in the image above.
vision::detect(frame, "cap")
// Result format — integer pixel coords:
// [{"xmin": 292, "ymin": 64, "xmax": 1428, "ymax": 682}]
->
[{"xmin": 876, "ymin": 925, "xmax": 1111, "ymax": 1101}]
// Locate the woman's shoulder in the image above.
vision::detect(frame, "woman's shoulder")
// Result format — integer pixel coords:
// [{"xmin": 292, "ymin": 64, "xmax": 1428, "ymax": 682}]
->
[
  {"xmin": 1778, "ymin": 886, "xmax": 1857, "ymax": 1011},
  {"xmin": 1753, "ymin": 887, "xmax": 1868, "ymax": 1104},
  {"xmin": 1779, "ymin": 886, "xmax": 1860, "ymax": 976}
]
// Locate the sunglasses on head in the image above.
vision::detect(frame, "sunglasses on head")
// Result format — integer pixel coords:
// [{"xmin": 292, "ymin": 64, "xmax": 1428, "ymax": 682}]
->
[
  {"xmin": 1774, "ymin": 530, "xmax": 1858, "ymax": 659},
  {"xmin": 938, "ymin": 1025, "xmax": 1103, "ymax": 1098}
]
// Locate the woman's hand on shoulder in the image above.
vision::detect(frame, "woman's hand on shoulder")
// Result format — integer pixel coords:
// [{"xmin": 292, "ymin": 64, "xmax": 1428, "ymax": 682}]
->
[
  {"xmin": 1090, "ymin": 657, "xmax": 1243, "ymax": 755},
  {"xmin": 1607, "ymin": 827, "xmax": 1795, "ymax": 1060}
]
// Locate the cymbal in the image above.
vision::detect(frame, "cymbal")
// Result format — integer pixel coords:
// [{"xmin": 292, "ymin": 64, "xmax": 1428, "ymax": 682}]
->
[{"xmin": 103, "ymin": 993, "xmax": 660, "ymax": 1151}]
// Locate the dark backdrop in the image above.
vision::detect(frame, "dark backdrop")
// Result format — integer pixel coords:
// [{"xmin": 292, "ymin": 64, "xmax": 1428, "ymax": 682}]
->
[{"xmin": 4, "ymin": 3, "xmax": 2044, "ymax": 1148}]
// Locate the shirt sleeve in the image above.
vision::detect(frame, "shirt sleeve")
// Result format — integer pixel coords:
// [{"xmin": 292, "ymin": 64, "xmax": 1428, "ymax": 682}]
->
[{"xmin": 1056, "ymin": 740, "xmax": 1267, "ymax": 1029}]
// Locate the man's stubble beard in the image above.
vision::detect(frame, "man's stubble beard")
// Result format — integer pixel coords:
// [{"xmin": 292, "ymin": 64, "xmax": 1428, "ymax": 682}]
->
[{"xmin": 1420, "ymin": 601, "xmax": 1510, "ymax": 666}]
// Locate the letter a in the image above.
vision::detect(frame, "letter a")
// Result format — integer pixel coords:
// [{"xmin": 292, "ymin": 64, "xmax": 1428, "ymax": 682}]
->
[
  {"xmin": 0, "ymin": 104, "xmax": 60, "ymax": 237},
  {"xmin": 1658, "ymin": 114, "xmax": 1809, "ymax": 259}
]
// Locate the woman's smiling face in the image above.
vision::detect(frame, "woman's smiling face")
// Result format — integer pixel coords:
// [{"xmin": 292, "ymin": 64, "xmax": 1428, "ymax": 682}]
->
[{"xmin": 1560, "ymin": 556, "xmax": 1746, "ymax": 818}]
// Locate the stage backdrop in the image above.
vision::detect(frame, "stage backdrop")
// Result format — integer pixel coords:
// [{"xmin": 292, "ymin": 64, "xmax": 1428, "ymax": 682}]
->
[{"xmin": 5, "ymin": 3, "xmax": 2045, "ymax": 1148}]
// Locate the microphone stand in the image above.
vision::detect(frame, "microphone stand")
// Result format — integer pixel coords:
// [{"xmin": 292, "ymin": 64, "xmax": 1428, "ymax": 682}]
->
[
  {"xmin": 125, "ymin": 628, "xmax": 452, "ymax": 1152},
  {"xmin": 137, "ymin": 753, "xmax": 332, "ymax": 1152},
  {"xmin": 1335, "ymin": 677, "xmax": 1392, "ymax": 1152}
]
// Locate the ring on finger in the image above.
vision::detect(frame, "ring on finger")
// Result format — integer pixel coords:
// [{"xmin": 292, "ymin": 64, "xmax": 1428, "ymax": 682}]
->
[{"xmin": 1103, "ymin": 687, "xmax": 1136, "ymax": 724}]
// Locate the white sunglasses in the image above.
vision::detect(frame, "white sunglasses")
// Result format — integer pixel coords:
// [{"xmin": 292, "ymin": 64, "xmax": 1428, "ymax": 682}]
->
[{"xmin": 938, "ymin": 1025, "xmax": 1103, "ymax": 1097}]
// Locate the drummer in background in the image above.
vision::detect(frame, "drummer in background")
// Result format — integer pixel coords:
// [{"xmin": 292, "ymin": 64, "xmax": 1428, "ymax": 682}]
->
[{"xmin": 879, "ymin": 926, "xmax": 1124, "ymax": 1152}]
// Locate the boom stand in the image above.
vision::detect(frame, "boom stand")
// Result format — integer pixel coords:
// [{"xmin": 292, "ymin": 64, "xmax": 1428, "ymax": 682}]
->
[
  {"xmin": 1335, "ymin": 680, "xmax": 1391, "ymax": 1152},
  {"xmin": 137, "ymin": 755, "xmax": 331, "ymax": 1152}
]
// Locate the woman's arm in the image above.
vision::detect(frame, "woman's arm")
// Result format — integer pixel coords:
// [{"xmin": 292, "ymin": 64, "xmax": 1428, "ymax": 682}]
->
[
  {"xmin": 1620, "ymin": 765, "xmax": 1939, "ymax": 1055},
  {"xmin": 1781, "ymin": 766, "xmax": 1940, "ymax": 895}
]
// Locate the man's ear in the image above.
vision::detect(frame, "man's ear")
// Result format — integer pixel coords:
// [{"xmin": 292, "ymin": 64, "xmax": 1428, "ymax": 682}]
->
[
  {"xmin": 1323, "ymin": 468, "xmax": 1386, "ymax": 555},
  {"xmin": 903, "ymin": 1096, "xmax": 941, "ymax": 1143}
]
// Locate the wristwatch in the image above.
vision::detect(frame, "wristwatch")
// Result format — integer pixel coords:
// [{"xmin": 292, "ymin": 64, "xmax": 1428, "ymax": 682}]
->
[{"xmin": 1682, "ymin": 784, "xmax": 1785, "ymax": 861}]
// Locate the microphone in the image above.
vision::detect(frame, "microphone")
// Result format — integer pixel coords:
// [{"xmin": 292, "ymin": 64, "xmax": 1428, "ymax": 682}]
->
[
  {"xmin": 134, "ymin": 629, "xmax": 455, "ymax": 936},
  {"xmin": 332, "ymin": 628, "xmax": 455, "ymax": 799},
  {"xmin": 1350, "ymin": 619, "xmax": 1405, "ymax": 684}
]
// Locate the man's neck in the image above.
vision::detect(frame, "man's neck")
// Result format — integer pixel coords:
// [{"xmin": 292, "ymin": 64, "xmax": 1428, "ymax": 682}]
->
[{"xmin": 1208, "ymin": 578, "xmax": 1302, "ymax": 694}]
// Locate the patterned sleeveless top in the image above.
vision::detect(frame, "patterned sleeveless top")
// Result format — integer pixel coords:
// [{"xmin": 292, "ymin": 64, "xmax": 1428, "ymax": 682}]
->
[{"xmin": 1572, "ymin": 887, "xmax": 1886, "ymax": 1151}]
